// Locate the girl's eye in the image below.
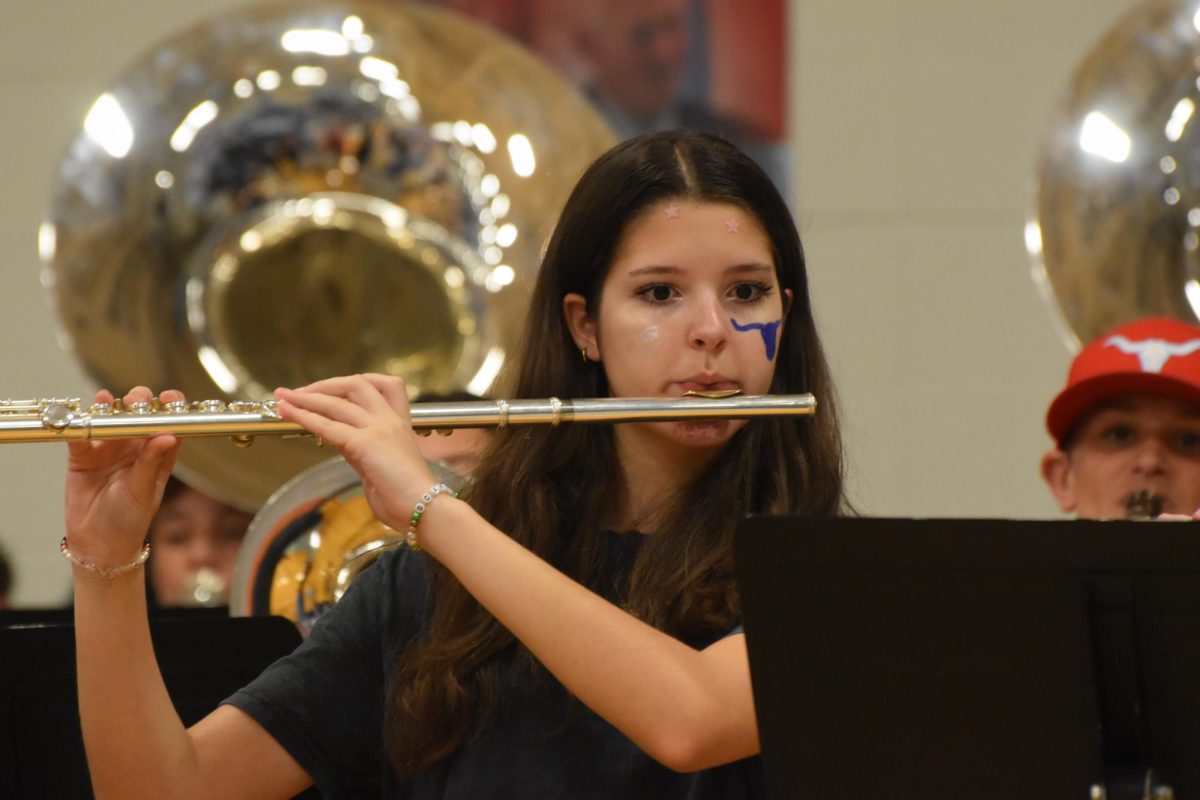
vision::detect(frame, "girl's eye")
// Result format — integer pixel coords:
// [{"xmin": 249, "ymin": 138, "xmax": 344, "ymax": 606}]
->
[
  {"xmin": 637, "ymin": 284, "xmax": 676, "ymax": 303},
  {"xmin": 729, "ymin": 281, "xmax": 773, "ymax": 302}
]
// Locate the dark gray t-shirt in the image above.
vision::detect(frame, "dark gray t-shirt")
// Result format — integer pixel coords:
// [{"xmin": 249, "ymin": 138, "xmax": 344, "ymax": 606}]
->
[{"xmin": 224, "ymin": 530, "xmax": 763, "ymax": 799}]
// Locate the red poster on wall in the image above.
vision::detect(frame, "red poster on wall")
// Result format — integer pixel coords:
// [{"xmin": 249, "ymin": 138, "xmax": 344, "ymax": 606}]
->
[{"xmin": 414, "ymin": 0, "xmax": 790, "ymax": 194}]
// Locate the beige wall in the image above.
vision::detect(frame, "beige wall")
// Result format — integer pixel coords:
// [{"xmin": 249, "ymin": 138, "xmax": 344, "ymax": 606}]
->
[
  {"xmin": 792, "ymin": 1, "xmax": 1136, "ymax": 519},
  {"xmin": 0, "ymin": 0, "xmax": 1136, "ymax": 605}
]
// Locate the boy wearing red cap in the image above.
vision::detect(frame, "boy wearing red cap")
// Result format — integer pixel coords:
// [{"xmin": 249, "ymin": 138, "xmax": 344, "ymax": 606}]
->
[{"xmin": 1041, "ymin": 317, "xmax": 1200, "ymax": 519}]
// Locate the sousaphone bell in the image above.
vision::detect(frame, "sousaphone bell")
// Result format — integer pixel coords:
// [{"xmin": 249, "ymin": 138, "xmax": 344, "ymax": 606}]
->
[
  {"xmin": 41, "ymin": 0, "xmax": 614, "ymax": 511},
  {"xmin": 40, "ymin": 0, "xmax": 614, "ymax": 615}
]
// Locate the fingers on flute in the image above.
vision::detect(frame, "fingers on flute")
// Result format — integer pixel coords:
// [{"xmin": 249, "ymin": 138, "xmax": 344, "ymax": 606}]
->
[
  {"xmin": 274, "ymin": 401, "xmax": 348, "ymax": 445},
  {"xmin": 122, "ymin": 385, "xmax": 154, "ymax": 405},
  {"xmin": 129, "ymin": 435, "xmax": 180, "ymax": 499},
  {"xmin": 286, "ymin": 375, "xmax": 364, "ymax": 396},
  {"xmin": 75, "ymin": 387, "xmax": 184, "ymax": 455},
  {"xmin": 288, "ymin": 373, "xmax": 407, "ymax": 404},
  {"xmin": 276, "ymin": 387, "xmax": 371, "ymax": 427},
  {"xmin": 344, "ymin": 377, "xmax": 398, "ymax": 416},
  {"xmin": 362, "ymin": 373, "xmax": 411, "ymax": 411},
  {"xmin": 279, "ymin": 379, "xmax": 400, "ymax": 424},
  {"xmin": 113, "ymin": 386, "xmax": 187, "ymax": 405},
  {"xmin": 322, "ymin": 374, "xmax": 412, "ymax": 419}
]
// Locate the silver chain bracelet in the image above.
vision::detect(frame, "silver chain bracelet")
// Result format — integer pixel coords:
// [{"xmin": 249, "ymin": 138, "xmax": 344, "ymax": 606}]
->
[{"xmin": 59, "ymin": 536, "xmax": 151, "ymax": 579}]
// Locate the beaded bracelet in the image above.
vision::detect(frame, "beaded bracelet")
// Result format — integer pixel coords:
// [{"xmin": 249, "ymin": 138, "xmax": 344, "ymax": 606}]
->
[
  {"xmin": 405, "ymin": 482, "xmax": 457, "ymax": 551},
  {"xmin": 59, "ymin": 536, "xmax": 151, "ymax": 579}
]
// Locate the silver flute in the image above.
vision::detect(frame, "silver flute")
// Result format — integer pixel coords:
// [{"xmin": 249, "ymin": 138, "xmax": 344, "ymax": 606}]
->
[{"xmin": 0, "ymin": 391, "xmax": 816, "ymax": 444}]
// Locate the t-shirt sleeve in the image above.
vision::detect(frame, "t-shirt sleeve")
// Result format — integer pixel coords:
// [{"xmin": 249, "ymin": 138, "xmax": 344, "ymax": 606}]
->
[{"xmin": 222, "ymin": 546, "xmax": 430, "ymax": 795}]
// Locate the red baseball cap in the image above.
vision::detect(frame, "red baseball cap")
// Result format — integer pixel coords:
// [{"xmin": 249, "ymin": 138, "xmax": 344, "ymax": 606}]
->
[{"xmin": 1046, "ymin": 316, "xmax": 1200, "ymax": 445}]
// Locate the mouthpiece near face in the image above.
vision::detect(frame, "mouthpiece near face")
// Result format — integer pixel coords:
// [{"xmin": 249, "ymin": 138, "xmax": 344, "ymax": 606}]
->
[
  {"xmin": 1125, "ymin": 489, "xmax": 1165, "ymax": 520},
  {"xmin": 682, "ymin": 389, "xmax": 743, "ymax": 399},
  {"xmin": 178, "ymin": 568, "xmax": 229, "ymax": 607}
]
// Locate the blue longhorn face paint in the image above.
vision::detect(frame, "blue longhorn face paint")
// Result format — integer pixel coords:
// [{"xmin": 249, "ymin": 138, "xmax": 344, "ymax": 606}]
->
[{"xmin": 730, "ymin": 318, "xmax": 783, "ymax": 361}]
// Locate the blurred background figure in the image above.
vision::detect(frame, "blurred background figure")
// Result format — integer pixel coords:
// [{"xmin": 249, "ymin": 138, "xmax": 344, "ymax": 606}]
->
[
  {"xmin": 575, "ymin": 0, "xmax": 694, "ymax": 138},
  {"xmin": 0, "ymin": 545, "xmax": 12, "ymax": 609},
  {"xmin": 574, "ymin": 0, "xmax": 786, "ymax": 190},
  {"xmin": 145, "ymin": 476, "xmax": 255, "ymax": 608},
  {"xmin": 417, "ymin": 0, "xmax": 790, "ymax": 192}
]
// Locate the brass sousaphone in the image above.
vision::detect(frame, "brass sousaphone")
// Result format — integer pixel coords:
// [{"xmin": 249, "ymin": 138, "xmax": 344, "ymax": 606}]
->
[{"xmin": 41, "ymin": 0, "xmax": 614, "ymax": 614}]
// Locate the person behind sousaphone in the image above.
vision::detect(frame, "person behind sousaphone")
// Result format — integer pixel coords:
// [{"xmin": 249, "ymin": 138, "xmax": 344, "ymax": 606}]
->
[
  {"xmin": 1041, "ymin": 317, "xmax": 1200, "ymax": 520},
  {"xmin": 144, "ymin": 476, "xmax": 254, "ymax": 609}
]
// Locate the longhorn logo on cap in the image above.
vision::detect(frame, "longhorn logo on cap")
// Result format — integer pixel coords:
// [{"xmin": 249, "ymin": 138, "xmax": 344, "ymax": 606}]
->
[{"xmin": 1104, "ymin": 335, "xmax": 1200, "ymax": 372}]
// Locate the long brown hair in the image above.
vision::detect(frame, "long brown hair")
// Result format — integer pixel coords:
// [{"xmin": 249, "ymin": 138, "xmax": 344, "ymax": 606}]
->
[{"xmin": 385, "ymin": 131, "xmax": 845, "ymax": 774}]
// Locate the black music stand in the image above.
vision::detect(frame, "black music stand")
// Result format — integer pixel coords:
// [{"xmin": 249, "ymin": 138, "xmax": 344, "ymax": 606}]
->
[
  {"xmin": 733, "ymin": 517, "xmax": 1200, "ymax": 800},
  {"xmin": 0, "ymin": 612, "xmax": 312, "ymax": 799}
]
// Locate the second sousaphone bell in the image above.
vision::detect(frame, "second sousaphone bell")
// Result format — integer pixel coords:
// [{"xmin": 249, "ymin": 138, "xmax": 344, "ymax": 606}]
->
[{"xmin": 1029, "ymin": 0, "xmax": 1200, "ymax": 349}]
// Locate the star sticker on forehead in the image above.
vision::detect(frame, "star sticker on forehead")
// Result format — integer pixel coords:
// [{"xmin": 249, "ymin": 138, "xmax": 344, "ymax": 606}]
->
[
  {"xmin": 725, "ymin": 218, "xmax": 741, "ymax": 233},
  {"xmin": 664, "ymin": 203, "xmax": 680, "ymax": 219}
]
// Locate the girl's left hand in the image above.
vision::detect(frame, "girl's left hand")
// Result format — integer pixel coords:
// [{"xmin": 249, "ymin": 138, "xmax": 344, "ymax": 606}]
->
[{"xmin": 273, "ymin": 374, "xmax": 438, "ymax": 531}]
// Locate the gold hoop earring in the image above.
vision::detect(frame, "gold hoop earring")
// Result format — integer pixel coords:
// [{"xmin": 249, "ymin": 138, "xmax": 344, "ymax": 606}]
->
[{"xmin": 580, "ymin": 346, "xmax": 590, "ymax": 363}]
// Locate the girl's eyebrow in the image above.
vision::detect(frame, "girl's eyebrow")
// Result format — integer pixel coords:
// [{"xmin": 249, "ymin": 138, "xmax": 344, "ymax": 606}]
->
[
  {"xmin": 726, "ymin": 262, "xmax": 774, "ymax": 274},
  {"xmin": 626, "ymin": 265, "xmax": 683, "ymax": 277},
  {"xmin": 625, "ymin": 262, "xmax": 774, "ymax": 278}
]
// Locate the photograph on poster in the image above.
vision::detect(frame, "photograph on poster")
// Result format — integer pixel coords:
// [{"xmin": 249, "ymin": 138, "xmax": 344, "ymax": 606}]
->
[{"xmin": 416, "ymin": 0, "xmax": 790, "ymax": 193}]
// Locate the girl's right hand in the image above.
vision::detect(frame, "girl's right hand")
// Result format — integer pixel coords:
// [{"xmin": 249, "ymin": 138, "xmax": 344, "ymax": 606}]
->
[{"xmin": 64, "ymin": 387, "xmax": 182, "ymax": 566}]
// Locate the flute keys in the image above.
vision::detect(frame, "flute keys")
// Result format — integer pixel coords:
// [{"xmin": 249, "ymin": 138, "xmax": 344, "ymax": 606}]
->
[
  {"xmin": 88, "ymin": 402, "xmax": 115, "ymax": 416},
  {"xmin": 41, "ymin": 402, "xmax": 75, "ymax": 431},
  {"xmin": 126, "ymin": 401, "xmax": 153, "ymax": 415},
  {"xmin": 198, "ymin": 399, "xmax": 227, "ymax": 413}
]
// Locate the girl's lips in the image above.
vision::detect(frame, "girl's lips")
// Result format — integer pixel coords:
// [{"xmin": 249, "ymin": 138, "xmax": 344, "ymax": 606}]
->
[{"xmin": 677, "ymin": 380, "xmax": 739, "ymax": 393}]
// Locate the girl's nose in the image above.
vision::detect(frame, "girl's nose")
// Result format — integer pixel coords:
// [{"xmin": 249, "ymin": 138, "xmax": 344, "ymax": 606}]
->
[{"xmin": 688, "ymin": 295, "xmax": 727, "ymax": 353}]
